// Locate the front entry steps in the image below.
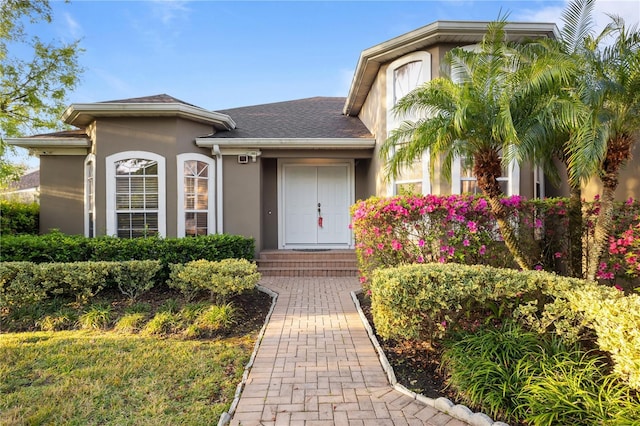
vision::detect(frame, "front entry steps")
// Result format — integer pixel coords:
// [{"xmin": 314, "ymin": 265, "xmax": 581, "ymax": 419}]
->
[{"xmin": 256, "ymin": 249, "xmax": 359, "ymax": 277}]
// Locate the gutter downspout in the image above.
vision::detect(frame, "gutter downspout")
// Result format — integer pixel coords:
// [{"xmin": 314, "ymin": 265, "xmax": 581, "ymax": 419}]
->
[{"xmin": 213, "ymin": 144, "xmax": 223, "ymax": 234}]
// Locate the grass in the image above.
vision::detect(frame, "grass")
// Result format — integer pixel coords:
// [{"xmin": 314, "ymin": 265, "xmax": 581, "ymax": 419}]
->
[{"xmin": 0, "ymin": 330, "xmax": 255, "ymax": 425}]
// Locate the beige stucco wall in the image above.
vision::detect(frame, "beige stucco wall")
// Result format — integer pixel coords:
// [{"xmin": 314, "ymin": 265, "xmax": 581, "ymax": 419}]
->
[
  {"xmin": 39, "ymin": 155, "xmax": 84, "ymax": 235},
  {"xmin": 222, "ymin": 155, "xmax": 261, "ymax": 252},
  {"xmin": 357, "ymin": 44, "xmax": 544, "ymax": 200},
  {"xmin": 582, "ymin": 140, "xmax": 640, "ymax": 202},
  {"xmin": 93, "ymin": 117, "xmax": 214, "ymax": 237}
]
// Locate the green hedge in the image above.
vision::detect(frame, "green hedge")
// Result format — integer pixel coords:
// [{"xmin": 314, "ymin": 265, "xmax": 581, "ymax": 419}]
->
[
  {"xmin": 370, "ymin": 262, "xmax": 640, "ymax": 390},
  {"xmin": 0, "ymin": 200, "xmax": 39, "ymax": 235},
  {"xmin": 0, "ymin": 260, "xmax": 162, "ymax": 308},
  {"xmin": 0, "ymin": 232, "xmax": 255, "ymax": 265}
]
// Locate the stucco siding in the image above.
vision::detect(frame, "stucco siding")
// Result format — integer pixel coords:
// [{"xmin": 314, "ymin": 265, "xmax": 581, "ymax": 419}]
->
[
  {"xmin": 93, "ymin": 117, "xmax": 213, "ymax": 237},
  {"xmin": 39, "ymin": 156, "xmax": 84, "ymax": 235},
  {"xmin": 222, "ymin": 156, "xmax": 261, "ymax": 253}
]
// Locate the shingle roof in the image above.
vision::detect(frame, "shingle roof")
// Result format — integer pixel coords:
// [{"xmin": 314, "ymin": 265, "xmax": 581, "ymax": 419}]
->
[
  {"xmin": 7, "ymin": 169, "xmax": 40, "ymax": 191},
  {"xmin": 100, "ymin": 93, "xmax": 198, "ymax": 107},
  {"xmin": 30, "ymin": 128, "xmax": 89, "ymax": 138},
  {"xmin": 210, "ymin": 97, "xmax": 373, "ymax": 139}
]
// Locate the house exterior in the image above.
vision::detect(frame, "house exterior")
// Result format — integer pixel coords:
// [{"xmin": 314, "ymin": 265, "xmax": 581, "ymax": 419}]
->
[
  {"xmin": 8, "ymin": 20, "xmax": 639, "ymax": 253},
  {"xmin": 0, "ymin": 169, "xmax": 40, "ymax": 203}
]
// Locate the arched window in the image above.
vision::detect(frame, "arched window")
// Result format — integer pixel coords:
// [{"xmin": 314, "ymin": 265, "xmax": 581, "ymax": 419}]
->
[
  {"xmin": 386, "ymin": 51, "xmax": 432, "ymax": 195},
  {"xmin": 84, "ymin": 153, "xmax": 96, "ymax": 237},
  {"xmin": 106, "ymin": 151, "xmax": 166, "ymax": 238},
  {"xmin": 177, "ymin": 153, "xmax": 215, "ymax": 237}
]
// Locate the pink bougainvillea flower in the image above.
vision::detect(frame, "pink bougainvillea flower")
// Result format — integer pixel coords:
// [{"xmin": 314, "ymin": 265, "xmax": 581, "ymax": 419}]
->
[
  {"xmin": 534, "ymin": 264, "xmax": 543, "ymax": 270},
  {"xmin": 417, "ymin": 256, "xmax": 424, "ymax": 263},
  {"xmin": 614, "ymin": 284, "xmax": 624, "ymax": 291},
  {"xmin": 463, "ymin": 239, "xmax": 470, "ymax": 247},
  {"xmin": 478, "ymin": 245, "xmax": 486, "ymax": 255},
  {"xmin": 418, "ymin": 239, "xmax": 425, "ymax": 247},
  {"xmin": 391, "ymin": 240, "xmax": 403, "ymax": 250},
  {"xmin": 377, "ymin": 243, "xmax": 384, "ymax": 250},
  {"xmin": 554, "ymin": 252, "xmax": 563, "ymax": 258},
  {"xmin": 467, "ymin": 221, "xmax": 478, "ymax": 233}
]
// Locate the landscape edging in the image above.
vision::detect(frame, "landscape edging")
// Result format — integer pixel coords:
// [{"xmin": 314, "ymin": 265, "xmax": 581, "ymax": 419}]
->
[
  {"xmin": 350, "ymin": 289, "xmax": 510, "ymax": 426},
  {"xmin": 218, "ymin": 284, "xmax": 279, "ymax": 426}
]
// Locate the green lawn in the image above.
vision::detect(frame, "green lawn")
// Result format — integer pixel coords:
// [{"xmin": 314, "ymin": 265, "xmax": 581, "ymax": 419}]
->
[{"xmin": 0, "ymin": 331, "xmax": 254, "ymax": 425}]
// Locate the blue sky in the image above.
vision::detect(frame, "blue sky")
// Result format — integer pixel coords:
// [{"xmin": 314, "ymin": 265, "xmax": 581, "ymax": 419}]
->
[{"xmin": 9, "ymin": 0, "xmax": 640, "ymax": 166}]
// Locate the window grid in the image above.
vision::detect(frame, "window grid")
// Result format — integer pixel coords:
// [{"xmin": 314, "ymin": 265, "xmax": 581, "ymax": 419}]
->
[
  {"xmin": 114, "ymin": 159, "xmax": 159, "ymax": 238},
  {"xmin": 183, "ymin": 160, "xmax": 209, "ymax": 236}
]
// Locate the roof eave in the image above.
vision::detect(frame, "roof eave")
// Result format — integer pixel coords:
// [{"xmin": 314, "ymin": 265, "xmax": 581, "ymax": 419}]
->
[
  {"xmin": 343, "ymin": 20, "xmax": 559, "ymax": 116},
  {"xmin": 5, "ymin": 137, "xmax": 91, "ymax": 149},
  {"xmin": 62, "ymin": 103, "xmax": 236, "ymax": 131},
  {"xmin": 195, "ymin": 137, "xmax": 376, "ymax": 150}
]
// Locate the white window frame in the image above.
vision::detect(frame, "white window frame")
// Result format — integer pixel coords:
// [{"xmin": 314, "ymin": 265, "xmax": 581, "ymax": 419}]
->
[
  {"xmin": 386, "ymin": 51, "xmax": 432, "ymax": 196},
  {"xmin": 105, "ymin": 151, "xmax": 166, "ymax": 237},
  {"xmin": 451, "ymin": 156, "xmax": 520, "ymax": 196},
  {"xmin": 84, "ymin": 153, "xmax": 96, "ymax": 237},
  {"xmin": 177, "ymin": 153, "xmax": 215, "ymax": 237}
]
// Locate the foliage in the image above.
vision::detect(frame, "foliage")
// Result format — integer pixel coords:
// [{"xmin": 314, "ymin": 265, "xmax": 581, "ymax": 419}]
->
[
  {"xmin": 0, "ymin": 331, "xmax": 255, "ymax": 424},
  {"xmin": 0, "ymin": 0, "xmax": 83, "ymax": 184},
  {"xmin": 168, "ymin": 259, "xmax": 260, "ymax": 303},
  {"xmin": 370, "ymin": 262, "xmax": 640, "ymax": 390},
  {"xmin": 78, "ymin": 303, "xmax": 112, "ymax": 330},
  {"xmin": 0, "ymin": 260, "xmax": 160, "ymax": 314},
  {"xmin": 0, "ymin": 231, "xmax": 256, "ymax": 281},
  {"xmin": 0, "ymin": 199, "xmax": 38, "ymax": 235},
  {"xmin": 380, "ymin": 18, "xmax": 566, "ymax": 270},
  {"xmin": 111, "ymin": 260, "xmax": 162, "ymax": 302},
  {"xmin": 441, "ymin": 322, "xmax": 570, "ymax": 422},
  {"xmin": 442, "ymin": 323, "xmax": 640, "ymax": 425},
  {"xmin": 194, "ymin": 304, "xmax": 238, "ymax": 336},
  {"xmin": 352, "ymin": 194, "xmax": 640, "ymax": 287},
  {"xmin": 113, "ymin": 312, "xmax": 146, "ymax": 334},
  {"xmin": 142, "ymin": 311, "xmax": 180, "ymax": 336},
  {"xmin": 517, "ymin": 352, "xmax": 640, "ymax": 425}
]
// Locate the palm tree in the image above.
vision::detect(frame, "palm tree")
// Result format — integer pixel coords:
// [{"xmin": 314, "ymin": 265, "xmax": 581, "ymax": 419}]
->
[
  {"xmin": 381, "ymin": 19, "xmax": 537, "ymax": 270},
  {"xmin": 572, "ymin": 17, "xmax": 640, "ymax": 281},
  {"xmin": 518, "ymin": 2, "xmax": 640, "ymax": 281},
  {"xmin": 513, "ymin": 0, "xmax": 598, "ymax": 278}
]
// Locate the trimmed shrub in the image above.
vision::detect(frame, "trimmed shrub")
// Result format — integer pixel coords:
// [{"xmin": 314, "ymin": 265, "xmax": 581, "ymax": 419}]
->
[
  {"xmin": 168, "ymin": 259, "xmax": 260, "ymax": 303},
  {"xmin": 0, "ymin": 200, "xmax": 39, "ymax": 235},
  {"xmin": 38, "ymin": 261, "xmax": 113, "ymax": 304},
  {"xmin": 370, "ymin": 263, "xmax": 640, "ymax": 390},
  {"xmin": 0, "ymin": 232, "xmax": 254, "ymax": 264},
  {"xmin": 111, "ymin": 260, "xmax": 162, "ymax": 301}
]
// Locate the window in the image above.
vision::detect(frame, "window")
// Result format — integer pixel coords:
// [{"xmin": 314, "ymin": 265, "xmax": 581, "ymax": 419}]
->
[
  {"xmin": 84, "ymin": 154, "xmax": 96, "ymax": 237},
  {"xmin": 386, "ymin": 51, "xmax": 432, "ymax": 195},
  {"xmin": 106, "ymin": 151, "xmax": 166, "ymax": 238},
  {"xmin": 177, "ymin": 154, "xmax": 215, "ymax": 237},
  {"xmin": 452, "ymin": 155, "xmax": 519, "ymax": 196}
]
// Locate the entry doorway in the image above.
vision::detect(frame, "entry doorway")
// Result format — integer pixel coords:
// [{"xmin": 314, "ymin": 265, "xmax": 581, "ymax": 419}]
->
[{"xmin": 279, "ymin": 161, "xmax": 353, "ymax": 249}]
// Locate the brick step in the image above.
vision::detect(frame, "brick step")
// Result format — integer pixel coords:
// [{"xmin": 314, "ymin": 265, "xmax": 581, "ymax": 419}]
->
[
  {"xmin": 257, "ymin": 259, "xmax": 357, "ymax": 268},
  {"xmin": 256, "ymin": 250, "xmax": 358, "ymax": 277},
  {"xmin": 258, "ymin": 268, "xmax": 359, "ymax": 277}
]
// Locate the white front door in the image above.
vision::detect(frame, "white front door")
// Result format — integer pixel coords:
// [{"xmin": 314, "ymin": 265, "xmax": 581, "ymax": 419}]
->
[{"xmin": 282, "ymin": 163, "xmax": 352, "ymax": 248}]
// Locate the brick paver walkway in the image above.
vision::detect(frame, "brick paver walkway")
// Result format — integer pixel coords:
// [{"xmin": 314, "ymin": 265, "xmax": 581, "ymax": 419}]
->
[{"xmin": 230, "ymin": 277, "xmax": 467, "ymax": 426}]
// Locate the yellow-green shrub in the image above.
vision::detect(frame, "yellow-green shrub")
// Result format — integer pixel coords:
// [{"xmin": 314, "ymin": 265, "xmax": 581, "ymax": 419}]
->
[
  {"xmin": 370, "ymin": 263, "xmax": 640, "ymax": 389},
  {"xmin": 168, "ymin": 259, "xmax": 260, "ymax": 302}
]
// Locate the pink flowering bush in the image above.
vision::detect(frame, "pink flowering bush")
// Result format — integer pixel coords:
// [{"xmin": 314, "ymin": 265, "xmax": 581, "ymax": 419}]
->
[
  {"xmin": 352, "ymin": 195, "xmax": 640, "ymax": 288},
  {"xmin": 587, "ymin": 199, "xmax": 640, "ymax": 290},
  {"xmin": 351, "ymin": 195, "xmax": 540, "ymax": 284}
]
